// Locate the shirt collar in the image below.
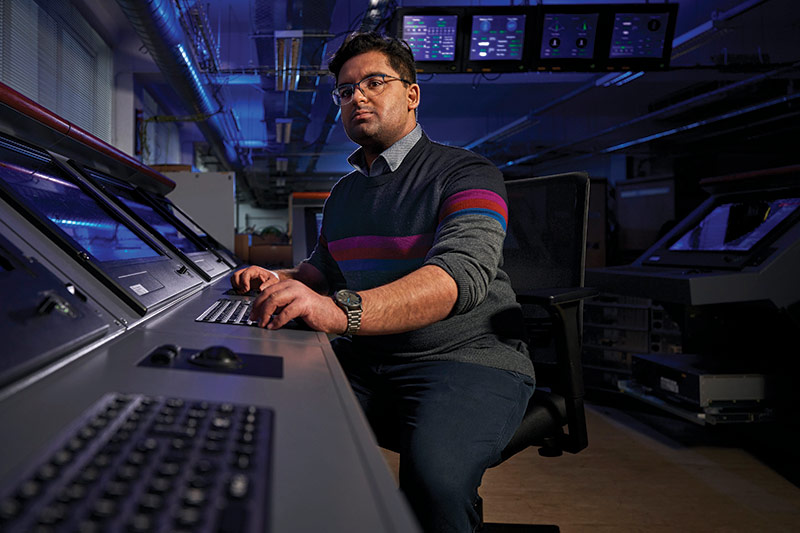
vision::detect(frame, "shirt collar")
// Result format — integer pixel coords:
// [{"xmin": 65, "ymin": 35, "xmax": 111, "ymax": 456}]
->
[{"xmin": 347, "ymin": 124, "xmax": 423, "ymax": 177}]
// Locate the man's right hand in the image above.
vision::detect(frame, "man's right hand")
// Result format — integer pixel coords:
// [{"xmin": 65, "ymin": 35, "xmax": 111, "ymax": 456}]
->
[{"xmin": 230, "ymin": 266, "xmax": 280, "ymax": 294}]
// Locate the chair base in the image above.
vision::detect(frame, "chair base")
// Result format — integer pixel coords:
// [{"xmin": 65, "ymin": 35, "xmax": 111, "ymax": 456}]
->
[{"xmin": 480, "ymin": 523, "xmax": 560, "ymax": 532}]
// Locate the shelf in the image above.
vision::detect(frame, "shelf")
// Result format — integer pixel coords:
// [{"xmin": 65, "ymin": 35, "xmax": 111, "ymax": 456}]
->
[
  {"xmin": 617, "ymin": 380, "xmax": 772, "ymax": 425},
  {"xmin": 584, "ymin": 322, "xmax": 649, "ymax": 332},
  {"xmin": 584, "ymin": 343, "xmax": 648, "ymax": 354},
  {"xmin": 587, "ymin": 301, "xmax": 650, "ymax": 310},
  {"xmin": 618, "ymin": 380, "xmax": 708, "ymax": 426},
  {"xmin": 582, "ymin": 363, "xmax": 632, "ymax": 375}
]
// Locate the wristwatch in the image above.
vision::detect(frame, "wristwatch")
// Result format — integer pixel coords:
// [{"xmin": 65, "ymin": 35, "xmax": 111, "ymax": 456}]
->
[{"xmin": 333, "ymin": 289, "xmax": 362, "ymax": 336}]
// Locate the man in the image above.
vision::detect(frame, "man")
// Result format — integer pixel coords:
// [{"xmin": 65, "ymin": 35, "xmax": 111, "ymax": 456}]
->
[{"xmin": 231, "ymin": 32, "xmax": 535, "ymax": 533}]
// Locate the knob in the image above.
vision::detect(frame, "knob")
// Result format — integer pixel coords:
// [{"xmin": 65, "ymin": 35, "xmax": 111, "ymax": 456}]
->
[{"xmin": 36, "ymin": 293, "xmax": 75, "ymax": 318}]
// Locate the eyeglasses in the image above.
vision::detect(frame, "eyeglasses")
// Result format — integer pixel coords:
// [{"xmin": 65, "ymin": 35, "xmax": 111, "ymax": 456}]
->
[{"xmin": 331, "ymin": 74, "xmax": 412, "ymax": 106}]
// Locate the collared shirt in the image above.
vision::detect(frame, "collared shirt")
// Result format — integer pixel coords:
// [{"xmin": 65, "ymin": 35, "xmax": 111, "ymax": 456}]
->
[{"xmin": 347, "ymin": 123, "xmax": 423, "ymax": 177}]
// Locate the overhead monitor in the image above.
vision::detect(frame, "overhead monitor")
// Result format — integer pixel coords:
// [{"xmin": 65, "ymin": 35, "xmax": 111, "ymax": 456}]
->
[
  {"xmin": 644, "ymin": 191, "xmax": 800, "ymax": 270},
  {"xmin": 78, "ymin": 167, "xmax": 232, "ymax": 280},
  {"xmin": 0, "ymin": 133, "xmax": 202, "ymax": 315},
  {"xmin": 394, "ymin": 7, "xmax": 464, "ymax": 73},
  {"xmin": 540, "ymin": 13, "xmax": 599, "ymax": 60},
  {"xmin": 604, "ymin": 4, "xmax": 678, "ymax": 70},
  {"xmin": 532, "ymin": 6, "xmax": 601, "ymax": 71},
  {"xmin": 462, "ymin": 7, "xmax": 532, "ymax": 73}
]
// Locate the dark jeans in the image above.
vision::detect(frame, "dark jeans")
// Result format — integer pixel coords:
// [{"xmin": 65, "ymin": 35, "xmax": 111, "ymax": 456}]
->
[{"xmin": 333, "ymin": 339, "xmax": 535, "ymax": 533}]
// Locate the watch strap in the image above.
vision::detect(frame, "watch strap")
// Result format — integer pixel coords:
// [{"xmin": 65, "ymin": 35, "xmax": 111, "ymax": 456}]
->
[{"xmin": 343, "ymin": 306, "xmax": 362, "ymax": 336}]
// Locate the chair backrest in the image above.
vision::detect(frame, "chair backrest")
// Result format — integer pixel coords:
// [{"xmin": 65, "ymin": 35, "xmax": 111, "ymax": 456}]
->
[
  {"xmin": 501, "ymin": 171, "xmax": 592, "ymax": 456},
  {"xmin": 503, "ymin": 171, "xmax": 590, "ymax": 293}
]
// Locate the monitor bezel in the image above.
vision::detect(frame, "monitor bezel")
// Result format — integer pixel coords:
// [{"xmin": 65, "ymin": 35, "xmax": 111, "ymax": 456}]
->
[
  {"xmin": 144, "ymin": 192, "xmax": 239, "ymax": 268},
  {"xmin": 303, "ymin": 206, "xmax": 324, "ymax": 258},
  {"xmin": 74, "ymin": 164, "xmax": 220, "ymax": 281},
  {"xmin": 642, "ymin": 187, "xmax": 800, "ymax": 270},
  {"xmin": 600, "ymin": 3, "xmax": 679, "ymax": 72},
  {"xmin": 531, "ymin": 5, "xmax": 604, "ymax": 72},
  {"xmin": 0, "ymin": 135, "xmax": 182, "ymax": 314},
  {"xmin": 393, "ymin": 7, "xmax": 465, "ymax": 74},
  {"xmin": 461, "ymin": 6, "xmax": 534, "ymax": 74}
]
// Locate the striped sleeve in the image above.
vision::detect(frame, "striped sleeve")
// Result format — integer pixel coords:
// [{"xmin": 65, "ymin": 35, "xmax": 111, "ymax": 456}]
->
[
  {"xmin": 426, "ymin": 181, "xmax": 510, "ymax": 315},
  {"xmin": 437, "ymin": 189, "xmax": 508, "ymax": 231}
]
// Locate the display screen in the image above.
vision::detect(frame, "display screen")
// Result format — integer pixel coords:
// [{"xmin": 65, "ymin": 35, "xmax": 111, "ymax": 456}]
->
[
  {"xmin": 540, "ymin": 13, "xmax": 598, "ymax": 59},
  {"xmin": 315, "ymin": 211, "xmax": 324, "ymax": 239},
  {"xmin": 668, "ymin": 198, "xmax": 800, "ymax": 252},
  {"xmin": 403, "ymin": 15, "xmax": 458, "ymax": 61},
  {"xmin": 93, "ymin": 175, "xmax": 204, "ymax": 255},
  {"xmin": 0, "ymin": 161, "xmax": 160, "ymax": 263},
  {"xmin": 304, "ymin": 207, "xmax": 324, "ymax": 257},
  {"xmin": 469, "ymin": 14, "xmax": 526, "ymax": 60},
  {"xmin": 160, "ymin": 200, "xmax": 208, "ymax": 239},
  {"xmin": 609, "ymin": 12, "xmax": 670, "ymax": 58}
]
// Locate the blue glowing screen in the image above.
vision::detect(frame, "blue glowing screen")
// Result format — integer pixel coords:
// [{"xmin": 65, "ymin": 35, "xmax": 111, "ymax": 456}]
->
[
  {"xmin": 609, "ymin": 12, "xmax": 670, "ymax": 58},
  {"xmin": 0, "ymin": 161, "xmax": 160, "ymax": 263},
  {"xmin": 92, "ymin": 177, "xmax": 205, "ymax": 256},
  {"xmin": 540, "ymin": 13, "xmax": 598, "ymax": 59},
  {"xmin": 669, "ymin": 198, "xmax": 800, "ymax": 252},
  {"xmin": 403, "ymin": 15, "xmax": 458, "ymax": 61},
  {"xmin": 469, "ymin": 14, "xmax": 526, "ymax": 61}
]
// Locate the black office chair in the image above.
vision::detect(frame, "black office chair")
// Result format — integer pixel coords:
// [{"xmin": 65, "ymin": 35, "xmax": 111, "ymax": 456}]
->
[{"xmin": 475, "ymin": 171, "xmax": 597, "ymax": 533}]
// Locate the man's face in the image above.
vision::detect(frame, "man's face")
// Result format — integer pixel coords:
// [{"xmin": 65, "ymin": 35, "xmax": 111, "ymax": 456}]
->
[{"xmin": 336, "ymin": 50, "xmax": 419, "ymax": 152}]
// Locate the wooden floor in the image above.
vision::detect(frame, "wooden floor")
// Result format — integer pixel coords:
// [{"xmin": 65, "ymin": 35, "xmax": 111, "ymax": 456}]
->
[{"xmin": 381, "ymin": 399, "xmax": 800, "ymax": 532}]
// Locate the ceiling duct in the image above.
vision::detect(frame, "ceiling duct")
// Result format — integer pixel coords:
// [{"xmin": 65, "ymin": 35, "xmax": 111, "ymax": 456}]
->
[{"xmin": 115, "ymin": 0, "xmax": 237, "ymax": 170}]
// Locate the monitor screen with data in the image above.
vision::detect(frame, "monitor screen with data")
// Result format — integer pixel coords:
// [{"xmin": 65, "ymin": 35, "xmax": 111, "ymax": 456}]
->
[
  {"xmin": 469, "ymin": 13, "xmax": 527, "ymax": 61},
  {"xmin": 609, "ymin": 11, "xmax": 671, "ymax": 58},
  {"xmin": 403, "ymin": 14, "xmax": 458, "ymax": 62},
  {"xmin": 540, "ymin": 12, "xmax": 599, "ymax": 60}
]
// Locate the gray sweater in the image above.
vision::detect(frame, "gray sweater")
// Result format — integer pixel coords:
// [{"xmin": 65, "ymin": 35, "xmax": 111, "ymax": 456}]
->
[{"xmin": 307, "ymin": 132, "xmax": 534, "ymax": 378}]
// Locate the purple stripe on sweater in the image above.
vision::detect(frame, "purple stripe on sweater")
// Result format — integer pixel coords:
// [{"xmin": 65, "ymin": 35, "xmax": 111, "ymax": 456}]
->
[{"xmin": 328, "ymin": 233, "xmax": 434, "ymax": 253}]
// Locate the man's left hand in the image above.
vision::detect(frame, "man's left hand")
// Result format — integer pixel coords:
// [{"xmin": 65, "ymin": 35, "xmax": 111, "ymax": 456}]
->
[{"xmin": 251, "ymin": 280, "xmax": 347, "ymax": 333}]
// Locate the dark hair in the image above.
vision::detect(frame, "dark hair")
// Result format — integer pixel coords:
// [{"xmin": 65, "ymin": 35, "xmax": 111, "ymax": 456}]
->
[{"xmin": 328, "ymin": 32, "xmax": 417, "ymax": 85}]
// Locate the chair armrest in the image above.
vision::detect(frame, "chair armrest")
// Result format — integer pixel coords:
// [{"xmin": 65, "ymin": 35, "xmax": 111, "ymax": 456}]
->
[{"xmin": 516, "ymin": 287, "xmax": 599, "ymax": 306}]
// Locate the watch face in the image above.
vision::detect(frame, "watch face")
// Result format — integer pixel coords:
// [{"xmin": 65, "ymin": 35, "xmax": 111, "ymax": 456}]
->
[{"xmin": 336, "ymin": 290, "xmax": 361, "ymax": 307}]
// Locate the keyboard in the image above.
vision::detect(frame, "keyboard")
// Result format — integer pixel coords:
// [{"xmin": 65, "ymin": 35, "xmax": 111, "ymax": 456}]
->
[
  {"xmin": 0, "ymin": 393, "xmax": 273, "ymax": 533},
  {"xmin": 196, "ymin": 297, "xmax": 258, "ymax": 327}
]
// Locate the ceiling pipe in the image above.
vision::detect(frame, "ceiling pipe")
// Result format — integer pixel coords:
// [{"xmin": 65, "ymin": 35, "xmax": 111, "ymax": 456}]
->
[
  {"xmin": 598, "ymin": 90, "xmax": 800, "ymax": 154},
  {"xmin": 671, "ymin": 0, "xmax": 770, "ymax": 58},
  {"xmin": 465, "ymin": 0, "xmax": 774, "ymax": 153},
  {"xmin": 115, "ymin": 0, "xmax": 237, "ymax": 170},
  {"xmin": 499, "ymin": 60, "xmax": 800, "ymax": 169},
  {"xmin": 463, "ymin": 81, "xmax": 595, "ymax": 151}
]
